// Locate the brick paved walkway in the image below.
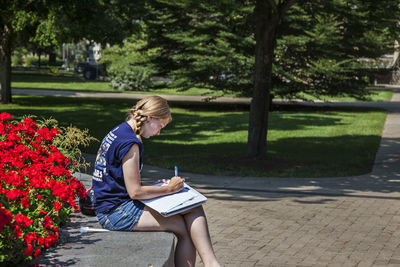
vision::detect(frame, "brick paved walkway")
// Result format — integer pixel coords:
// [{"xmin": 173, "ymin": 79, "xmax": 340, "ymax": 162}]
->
[
  {"xmin": 189, "ymin": 89, "xmax": 400, "ymax": 266},
  {"xmin": 192, "ymin": 90, "xmax": 400, "ymax": 266},
  {"xmin": 200, "ymin": 189, "xmax": 400, "ymax": 267}
]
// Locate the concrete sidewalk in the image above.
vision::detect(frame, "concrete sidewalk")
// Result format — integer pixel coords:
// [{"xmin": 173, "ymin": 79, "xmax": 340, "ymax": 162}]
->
[{"xmin": 22, "ymin": 87, "xmax": 400, "ymax": 266}]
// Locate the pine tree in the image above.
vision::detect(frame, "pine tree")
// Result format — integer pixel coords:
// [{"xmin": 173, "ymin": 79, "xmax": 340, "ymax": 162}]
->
[
  {"xmin": 273, "ymin": 0, "xmax": 400, "ymax": 100},
  {"xmin": 144, "ymin": 0, "xmax": 255, "ymax": 95}
]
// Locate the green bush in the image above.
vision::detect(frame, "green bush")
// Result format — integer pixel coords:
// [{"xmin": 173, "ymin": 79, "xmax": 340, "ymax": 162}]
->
[
  {"xmin": 11, "ymin": 48, "xmax": 28, "ymax": 67},
  {"xmin": 23, "ymin": 56, "xmax": 38, "ymax": 67},
  {"xmin": 36, "ymin": 117, "xmax": 98, "ymax": 173},
  {"xmin": 11, "ymin": 55, "xmax": 23, "ymax": 67},
  {"xmin": 101, "ymin": 27, "xmax": 159, "ymax": 91},
  {"xmin": 47, "ymin": 66, "xmax": 59, "ymax": 74},
  {"xmin": 109, "ymin": 65, "xmax": 152, "ymax": 91}
]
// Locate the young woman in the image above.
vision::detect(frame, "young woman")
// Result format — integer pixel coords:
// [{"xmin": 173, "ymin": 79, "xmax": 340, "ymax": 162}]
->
[{"xmin": 92, "ymin": 96, "xmax": 220, "ymax": 267}]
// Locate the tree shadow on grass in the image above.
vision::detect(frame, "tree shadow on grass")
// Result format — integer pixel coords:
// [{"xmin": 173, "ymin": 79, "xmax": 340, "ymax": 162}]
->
[
  {"xmin": 5, "ymin": 95, "xmax": 384, "ymax": 177},
  {"xmin": 142, "ymin": 134, "xmax": 382, "ymax": 178},
  {"xmin": 150, "ymin": 108, "xmax": 357, "ymax": 143},
  {"xmin": 7, "ymin": 95, "xmax": 397, "ymax": 198},
  {"xmin": 7, "ymin": 95, "xmax": 373, "ymax": 153}
]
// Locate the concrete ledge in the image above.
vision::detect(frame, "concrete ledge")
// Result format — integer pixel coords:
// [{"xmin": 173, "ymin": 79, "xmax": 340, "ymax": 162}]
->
[
  {"xmin": 34, "ymin": 213, "xmax": 175, "ymax": 267},
  {"xmin": 34, "ymin": 172, "xmax": 175, "ymax": 267}
]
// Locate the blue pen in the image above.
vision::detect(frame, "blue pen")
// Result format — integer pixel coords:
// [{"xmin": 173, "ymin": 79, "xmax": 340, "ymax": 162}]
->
[{"xmin": 174, "ymin": 166, "xmax": 178, "ymax": 176}]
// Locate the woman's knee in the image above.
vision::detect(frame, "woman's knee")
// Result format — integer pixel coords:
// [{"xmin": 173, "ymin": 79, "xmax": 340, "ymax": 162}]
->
[
  {"xmin": 148, "ymin": 209, "xmax": 189, "ymax": 237},
  {"xmin": 181, "ymin": 205, "xmax": 204, "ymax": 215},
  {"xmin": 192, "ymin": 205, "xmax": 205, "ymax": 214},
  {"xmin": 136, "ymin": 208, "xmax": 191, "ymax": 237},
  {"xmin": 183, "ymin": 205, "xmax": 206, "ymax": 221},
  {"xmin": 166, "ymin": 215, "xmax": 190, "ymax": 237}
]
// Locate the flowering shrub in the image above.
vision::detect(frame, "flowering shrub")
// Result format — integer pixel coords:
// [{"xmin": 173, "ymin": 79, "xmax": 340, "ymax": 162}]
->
[{"xmin": 0, "ymin": 113, "xmax": 87, "ymax": 264}]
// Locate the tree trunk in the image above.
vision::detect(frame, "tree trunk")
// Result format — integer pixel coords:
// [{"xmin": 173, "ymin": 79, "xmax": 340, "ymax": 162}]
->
[
  {"xmin": 38, "ymin": 50, "xmax": 42, "ymax": 68},
  {"xmin": 246, "ymin": 0, "xmax": 279, "ymax": 158},
  {"xmin": 0, "ymin": 24, "xmax": 12, "ymax": 104},
  {"xmin": 49, "ymin": 53, "xmax": 56, "ymax": 66}
]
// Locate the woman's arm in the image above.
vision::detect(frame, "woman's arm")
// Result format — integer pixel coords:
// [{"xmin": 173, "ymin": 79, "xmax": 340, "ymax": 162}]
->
[{"xmin": 122, "ymin": 144, "xmax": 184, "ymax": 200}]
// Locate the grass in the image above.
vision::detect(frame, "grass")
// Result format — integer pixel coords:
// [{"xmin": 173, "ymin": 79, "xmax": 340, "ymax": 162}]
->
[
  {"xmin": 293, "ymin": 90, "xmax": 393, "ymax": 102},
  {"xmin": 11, "ymin": 73, "xmax": 233, "ymax": 97},
  {"xmin": 12, "ymin": 73, "xmax": 394, "ymax": 101},
  {"xmin": 1, "ymin": 95, "xmax": 387, "ymax": 178}
]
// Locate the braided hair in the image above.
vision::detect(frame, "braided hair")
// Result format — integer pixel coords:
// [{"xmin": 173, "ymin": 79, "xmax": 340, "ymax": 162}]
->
[{"xmin": 127, "ymin": 96, "xmax": 172, "ymax": 136}]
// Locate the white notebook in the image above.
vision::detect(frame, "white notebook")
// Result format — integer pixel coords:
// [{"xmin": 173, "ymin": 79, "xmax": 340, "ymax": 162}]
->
[{"xmin": 141, "ymin": 182, "xmax": 207, "ymax": 217}]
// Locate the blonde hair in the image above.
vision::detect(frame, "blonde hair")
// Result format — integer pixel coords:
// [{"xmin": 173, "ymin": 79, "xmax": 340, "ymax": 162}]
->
[{"xmin": 127, "ymin": 96, "xmax": 172, "ymax": 135}]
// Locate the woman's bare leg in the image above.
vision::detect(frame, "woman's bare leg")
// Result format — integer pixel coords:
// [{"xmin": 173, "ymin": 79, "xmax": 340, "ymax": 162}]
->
[
  {"xmin": 182, "ymin": 206, "xmax": 220, "ymax": 267},
  {"xmin": 134, "ymin": 207, "xmax": 196, "ymax": 267}
]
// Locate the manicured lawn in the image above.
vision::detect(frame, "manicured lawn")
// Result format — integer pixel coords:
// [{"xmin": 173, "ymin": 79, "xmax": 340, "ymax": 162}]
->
[
  {"xmin": 1, "ymin": 95, "xmax": 387, "ymax": 178},
  {"xmin": 12, "ymin": 73, "xmax": 394, "ymax": 101},
  {"xmin": 294, "ymin": 90, "xmax": 393, "ymax": 102},
  {"xmin": 12, "ymin": 73, "xmax": 113, "ymax": 92},
  {"xmin": 11, "ymin": 73, "xmax": 231, "ymax": 97}
]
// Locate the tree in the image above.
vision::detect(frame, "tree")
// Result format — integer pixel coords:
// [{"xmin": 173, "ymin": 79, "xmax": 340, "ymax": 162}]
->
[
  {"xmin": 141, "ymin": 0, "xmax": 400, "ymax": 158},
  {"xmin": 273, "ymin": 0, "xmax": 400, "ymax": 99},
  {"xmin": 0, "ymin": 0, "xmax": 144, "ymax": 104},
  {"xmin": 247, "ymin": 0, "xmax": 295, "ymax": 158},
  {"xmin": 142, "ymin": 0, "xmax": 294, "ymax": 157},
  {"xmin": 143, "ymin": 0, "xmax": 255, "ymax": 95}
]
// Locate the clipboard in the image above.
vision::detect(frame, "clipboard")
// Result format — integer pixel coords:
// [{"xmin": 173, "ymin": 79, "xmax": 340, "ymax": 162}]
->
[{"xmin": 140, "ymin": 182, "xmax": 207, "ymax": 217}]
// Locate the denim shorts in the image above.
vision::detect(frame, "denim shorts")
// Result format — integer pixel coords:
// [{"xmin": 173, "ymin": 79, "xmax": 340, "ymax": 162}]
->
[{"xmin": 96, "ymin": 200, "xmax": 145, "ymax": 231}]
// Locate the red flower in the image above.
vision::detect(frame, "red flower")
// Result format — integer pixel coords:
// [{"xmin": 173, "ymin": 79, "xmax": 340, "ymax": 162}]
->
[
  {"xmin": 39, "ymin": 210, "xmax": 47, "ymax": 216},
  {"xmin": 5, "ymin": 188, "xmax": 24, "ymax": 200},
  {"xmin": 34, "ymin": 248, "xmax": 41, "ymax": 258},
  {"xmin": 43, "ymin": 215, "xmax": 53, "ymax": 229},
  {"xmin": 0, "ymin": 206, "xmax": 13, "ymax": 231},
  {"xmin": 0, "ymin": 112, "xmax": 13, "ymax": 122},
  {"xmin": 0, "ymin": 113, "xmax": 88, "ymax": 262},
  {"xmin": 37, "ymin": 236, "xmax": 45, "ymax": 247},
  {"xmin": 24, "ymin": 243, "xmax": 33, "ymax": 257},
  {"xmin": 24, "ymin": 232, "xmax": 37, "ymax": 245},
  {"xmin": 17, "ymin": 117, "xmax": 38, "ymax": 137},
  {"xmin": 14, "ymin": 224, "xmax": 23, "ymax": 238},
  {"xmin": 14, "ymin": 214, "xmax": 34, "ymax": 228},
  {"xmin": 53, "ymin": 202, "xmax": 62, "ymax": 211},
  {"xmin": 44, "ymin": 232, "xmax": 58, "ymax": 248},
  {"xmin": 3, "ymin": 171, "xmax": 25, "ymax": 187},
  {"xmin": 21, "ymin": 197, "xmax": 30, "ymax": 209}
]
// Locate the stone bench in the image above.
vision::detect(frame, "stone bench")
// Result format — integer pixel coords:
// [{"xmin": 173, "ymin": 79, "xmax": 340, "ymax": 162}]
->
[{"xmin": 33, "ymin": 172, "xmax": 175, "ymax": 267}]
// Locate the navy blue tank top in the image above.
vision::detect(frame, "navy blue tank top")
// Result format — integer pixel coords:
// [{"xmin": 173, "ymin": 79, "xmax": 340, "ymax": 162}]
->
[{"xmin": 92, "ymin": 122, "xmax": 143, "ymax": 213}]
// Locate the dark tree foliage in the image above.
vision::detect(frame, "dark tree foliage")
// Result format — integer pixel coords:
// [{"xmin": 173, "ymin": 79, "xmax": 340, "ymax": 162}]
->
[
  {"xmin": 0, "ymin": 0, "xmax": 144, "ymax": 103},
  {"xmin": 273, "ymin": 0, "xmax": 400, "ymax": 100},
  {"xmin": 144, "ymin": 0, "xmax": 255, "ymax": 95}
]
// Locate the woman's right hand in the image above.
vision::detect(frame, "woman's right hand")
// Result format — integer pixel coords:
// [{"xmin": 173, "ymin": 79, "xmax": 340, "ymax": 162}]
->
[{"xmin": 168, "ymin": 176, "xmax": 184, "ymax": 193}]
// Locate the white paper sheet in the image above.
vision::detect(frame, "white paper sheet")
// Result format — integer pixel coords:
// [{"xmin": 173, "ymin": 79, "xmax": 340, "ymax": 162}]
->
[{"xmin": 141, "ymin": 182, "xmax": 207, "ymax": 216}]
